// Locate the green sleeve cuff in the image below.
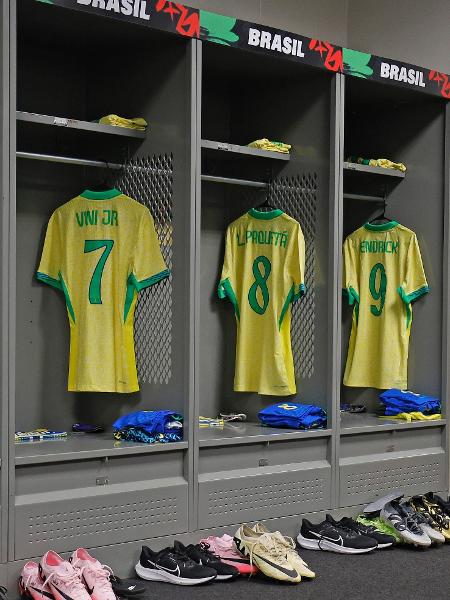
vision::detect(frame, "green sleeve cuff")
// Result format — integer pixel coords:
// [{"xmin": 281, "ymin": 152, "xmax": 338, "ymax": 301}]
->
[
  {"xmin": 344, "ymin": 286, "xmax": 360, "ymax": 306},
  {"xmin": 398, "ymin": 285, "xmax": 430, "ymax": 304},
  {"xmin": 292, "ymin": 283, "xmax": 306, "ymax": 303},
  {"xmin": 36, "ymin": 271, "xmax": 62, "ymax": 291},
  {"xmin": 132, "ymin": 269, "xmax": 171, "ymax": 292},
  {"xmin": 218, "ymin": 278, "xmax": 240, "ymax": 320}
]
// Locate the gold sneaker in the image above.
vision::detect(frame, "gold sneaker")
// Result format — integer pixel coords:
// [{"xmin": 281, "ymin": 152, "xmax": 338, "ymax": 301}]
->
[
  {"xmin": 234, "ymin": 524, "xmax": 301, "ymax": 583},
  {"xmin": 253, "ymin": 523, "xmax": 315, "ymax": 579}
]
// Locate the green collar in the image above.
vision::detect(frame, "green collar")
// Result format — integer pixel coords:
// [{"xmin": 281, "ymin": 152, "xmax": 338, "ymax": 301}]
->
[
  {"xmin": 248, "ymin": 208, "xmax": 283, "ymax": 220},
  {"xmin": 364, "ymin": 220, "xmax": 398, "ymax": 232},
  {"xmin": 80, "ymin": 188, "xmax": 122, "ymax": 200}
]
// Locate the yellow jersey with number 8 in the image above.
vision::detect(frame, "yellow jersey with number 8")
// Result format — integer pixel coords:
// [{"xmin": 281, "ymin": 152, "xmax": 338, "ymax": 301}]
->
[
  {"xmin": 37, "ymin": 189, "xmax": 170, "ymax": 393},
  {"xmin": 343, "ymin": 221, "xmax": 428, "ymax": 389},
  {"xmin": 218, "ymin": 209, "xmax": 305, "ymax": 396}
]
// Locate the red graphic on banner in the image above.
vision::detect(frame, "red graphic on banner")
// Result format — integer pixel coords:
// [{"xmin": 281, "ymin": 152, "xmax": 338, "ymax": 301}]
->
[
  {"xmin": 309, "ymin": 40, "xmax": 343, "ymax": 72},
  {"xmin": 429, "ymin": 70, "xmax": 450, "ymax": 99},
  {"xmin": 155, "ymin": 0, "xmax": 200, "ymax": 37}
]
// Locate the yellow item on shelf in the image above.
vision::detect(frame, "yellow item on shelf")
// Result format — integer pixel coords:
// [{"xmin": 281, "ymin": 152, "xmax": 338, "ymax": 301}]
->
[
  {"xmin": 99, "ymin": 114, "xmax": 148, "ymax": 131},
  {"xmin": 349, "ymin": 156, "xmax": 406, "ymax": 172},
  {"xmin": 380, "ymin": 412, "xmax": 442, "ymax": 422},
  {"xmin": 248, "ymin": 138, "xmax": 291, "ymax": 154}
]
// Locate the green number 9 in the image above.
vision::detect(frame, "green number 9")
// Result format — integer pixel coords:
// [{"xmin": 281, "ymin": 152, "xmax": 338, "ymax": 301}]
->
[{"xmin": 369, "ymin": 263, "xmax": 387, "ymax": 317}]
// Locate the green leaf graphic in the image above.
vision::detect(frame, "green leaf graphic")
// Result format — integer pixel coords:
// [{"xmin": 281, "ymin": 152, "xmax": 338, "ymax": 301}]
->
[
  {"xmin": 343, "ymin": 48, "xmax": 373, "ymax": 78},
  {"xmin": 200, "ymin": 10, "xmax": 239, "ymax": 45}
]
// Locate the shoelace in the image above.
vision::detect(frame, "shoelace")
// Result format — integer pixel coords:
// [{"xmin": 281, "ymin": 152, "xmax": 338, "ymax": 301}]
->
[
  {"xmin": 75, "ymin": 562, "xmax": 115, "ymax": 595},
  {"xmin": 42, "ymin": 570, "xmax": 87, "ymax": 598},
  {"xmin": 197, "ymin": 542, "xmax": 221, "ymax": 561},
  {"xmin": 0, "ymin": 586, "xmax": 7, "ymax": 600}
]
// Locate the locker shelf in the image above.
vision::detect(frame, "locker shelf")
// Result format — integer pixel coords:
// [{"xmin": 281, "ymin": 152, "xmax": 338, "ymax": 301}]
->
[
  {"xmin": 343, "ymin": 161, "xmax": 405, "ymax": 178},
  {"xmin": 340, "ymin": 412, "xmax": 446, "ymax": 435},
  {"xmin": 17, "ymin": 111, "xmax": 146, "ymax": 139},
  {"xmin": 201, "ymin": 139, "xmax": 290, "ymax": 161},
  {"xmin": 14, "ymin": 433, "xmax": 188, "ymax": 465},
  {"xmin": 198, "ymin": 422, "xmax": 331, "ymax": 447}
]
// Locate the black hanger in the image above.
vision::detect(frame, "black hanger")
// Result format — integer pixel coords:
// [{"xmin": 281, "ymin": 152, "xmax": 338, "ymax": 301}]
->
[
  {"xmin": 88, "ymin": 161, "xmax": 116, "ymax": 192},
  {"xmin": 368, "ymin": 188, "xmax": 392, "ymax": 224},
  {"xmin": 256, "ymin": 196, "xmax": 277, "ymax": 211}
]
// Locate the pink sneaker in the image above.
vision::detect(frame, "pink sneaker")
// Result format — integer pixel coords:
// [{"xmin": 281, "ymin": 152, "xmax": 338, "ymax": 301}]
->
[
  {"xmin": 70, "ymin": 549, "xmax": 116, "ymax": 600},
  {"xmin": 199, "ymin": 535, "xmax": 258, "ymax": 575},
  {"xmin": 19, "ymin": 561, "xmax": 54, "ymax": 600},
  {"xmin": 40, "ymin": 551, "xmax": 91, "ymax": 600}
]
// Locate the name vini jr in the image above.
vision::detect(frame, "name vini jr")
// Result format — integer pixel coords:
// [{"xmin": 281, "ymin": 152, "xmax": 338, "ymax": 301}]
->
[{"xmin": 76, "ymin": 209, "xmax": 119, "ymax": 227}]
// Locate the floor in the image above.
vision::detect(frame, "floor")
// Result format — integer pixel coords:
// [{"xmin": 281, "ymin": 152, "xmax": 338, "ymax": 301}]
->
[{"xmin": 135, "ymin": 543, "xmax": 450, "ymax": 600}]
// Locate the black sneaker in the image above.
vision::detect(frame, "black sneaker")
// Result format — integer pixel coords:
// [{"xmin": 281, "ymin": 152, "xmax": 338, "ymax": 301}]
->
[
  {"xmin": 174, "ymin": 541, "xmax": 239, "ymax": 581},
  {"xmin": 338, "ymin": 517, "xmax": 395, "ymax": 549},
  {"xmin": 110, "ymin": 576, "xmax": 145, "ymax": 597},
  {"xmin": 135, "ymin": 545, "xmax": 217, "ymax": 585},
  {"xmin": 297, "ymin": 515, "xmax": 377, "ymax": 554}
]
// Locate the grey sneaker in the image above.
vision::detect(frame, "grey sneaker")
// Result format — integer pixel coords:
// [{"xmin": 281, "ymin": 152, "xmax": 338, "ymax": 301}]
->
[{"xmin": 380, "ymin": 501, "xmax": 431, "ymax": 547}]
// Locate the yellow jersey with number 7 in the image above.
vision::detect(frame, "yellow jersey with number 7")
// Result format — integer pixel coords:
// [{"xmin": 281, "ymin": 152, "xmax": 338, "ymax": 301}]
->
[
  {"xmin": 218, "ymin": 209, "xmax": 305, "ymax": 396},
  {"xmin": 37, "ymin": 189, "xmax": 170, "ymax": 393},
  {"xmin": 343, "ymin": 221, "xmax": 429, "ymax": 389}
]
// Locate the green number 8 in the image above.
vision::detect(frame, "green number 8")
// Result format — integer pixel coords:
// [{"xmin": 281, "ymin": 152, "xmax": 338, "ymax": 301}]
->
[
  {"xmin": 369, "ymin": 263, "xmax": 387, "ymax": 317},
  {"xmin": 248, "ymin": 256, "xmax": 271, "ymax": 315}
]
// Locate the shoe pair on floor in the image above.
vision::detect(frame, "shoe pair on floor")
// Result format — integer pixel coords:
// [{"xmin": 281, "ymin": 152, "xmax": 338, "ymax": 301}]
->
[
  {"xmin": 19, "ymin": 549, "xmax": 142, "ymax": 600},
  {"xmin": 233, "ymin": 522, "xmax": 315, "ymax": 583},
  {"xmin": 378, "ymin": 493, "xmax": 450, "ymax": 546},
  {"xmin": 135, "ymin": 539, "xmax": 240, "ymax": 586},
  {"xmin": 298, "ymin": 514, "xmax": 395, "ymax": 554}
]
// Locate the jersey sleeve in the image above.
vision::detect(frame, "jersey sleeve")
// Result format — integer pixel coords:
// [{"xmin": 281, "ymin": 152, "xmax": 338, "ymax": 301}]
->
[
  {"xmin": 217, "ymin": 225, "xmax": 240, "ymax": 320},
  {"xmin": 291, "ymin": 223, "xmax": 306, "ymax": 301},
  {"xmin": 36, "ymin": 212, "xmax": 63, "ymax": 290},
  {"xmin": 399, "ymin": 234, "xmax": 429, "ymax": 303},
  {"xmin": 131, "ymin": 208, "xmax": 170, "ymax": 291},
  {"xmin": 343, "ymin": 236, "xmax": 359, "ymax": 306}
]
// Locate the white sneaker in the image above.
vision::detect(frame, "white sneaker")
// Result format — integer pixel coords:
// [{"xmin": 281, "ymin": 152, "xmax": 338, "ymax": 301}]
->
[
  {"xmin": 40, "ymin": 551, "xmax": 91, "ymax": 600},
  {"xmin": 70, "ymin": 549, "xmax": 117, "ymax": 600},
  {"xmin": 253, "ymin": 523, "xmax": 315, "ymax": 579}
]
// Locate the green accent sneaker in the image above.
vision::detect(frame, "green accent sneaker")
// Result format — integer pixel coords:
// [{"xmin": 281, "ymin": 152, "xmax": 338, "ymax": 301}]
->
[{"xmin": 356, "ymin": 515, "xmax": 403, "ymax": 544}]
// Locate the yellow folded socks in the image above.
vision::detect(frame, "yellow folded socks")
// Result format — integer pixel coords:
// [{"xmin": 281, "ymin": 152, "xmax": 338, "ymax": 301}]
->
[{"xmin": 99, "ymin": 114, "xmax": 148, "ymax": 131}]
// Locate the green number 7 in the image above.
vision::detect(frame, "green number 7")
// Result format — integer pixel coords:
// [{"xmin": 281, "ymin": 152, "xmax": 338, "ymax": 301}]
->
[{"xmin": 84, "ymin": 240, "xmax": 114, "ymax": 304}]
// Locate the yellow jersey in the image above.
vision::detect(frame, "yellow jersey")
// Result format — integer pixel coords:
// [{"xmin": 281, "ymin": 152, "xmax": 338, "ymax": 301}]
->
[
  {"xmin": 218, "ymin": 209, "xmax": 305, "ymax": 396},
  {"xmin": 343, "ymin": 221, "xmax": 429, "ymax": 389},
  {"xmin": 37, "ymin": 188, "xmax": 169, "ymax": 393}
]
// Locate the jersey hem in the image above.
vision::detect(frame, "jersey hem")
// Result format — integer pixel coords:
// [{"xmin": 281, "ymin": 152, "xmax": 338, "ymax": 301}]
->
[
  {"xmin": 68, "ymin": 385, "xmax": 140, "ymax": 393},
  {"xmin": 343, "ymin": 380, "xmax": 407, "ymax": 390},
  {"xmin": 234, "ymin": 384, "xmax": 296, "ymax": 396}
]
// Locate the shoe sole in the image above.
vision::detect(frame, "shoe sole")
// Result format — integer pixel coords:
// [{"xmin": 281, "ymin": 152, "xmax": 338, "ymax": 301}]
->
[
  {"xmin": 363, "ymin": 491, "xmax": 404, "ymax": 514},
  {"xmin": 135, "ymin": 563, "xmax": 216, "ymax": 586},
  {"xmin": 296, "ymin": 533, "xmax": 376, "ymax": 554},
  {"xmin": 376, "ymin": 543, "xmax": 394, "ymax": 549}
]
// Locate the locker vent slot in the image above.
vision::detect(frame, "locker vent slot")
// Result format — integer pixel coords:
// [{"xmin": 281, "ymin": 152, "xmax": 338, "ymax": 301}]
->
[
  {"xmin": 345, "ymin": 460, "xmax": 442, "ymax": 500},
  {"xmin": 208, "ymin": 476, "xmax": 325, "ymax": 516},
  {"xmin": 27, "ymin": 496, "xmax": 179, "ymax": 543}
]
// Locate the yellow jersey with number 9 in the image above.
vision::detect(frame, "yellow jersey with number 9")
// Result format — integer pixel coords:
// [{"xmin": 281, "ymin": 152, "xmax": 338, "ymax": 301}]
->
[
  {"xmin": 343, "ymin": 221, "xmax": 429, "ymax": 389},
  {"xmin": 37, "ymin": 189, "xmax": 170, "ymax": 393},
  {"xmin": 218, "ymin": 209, "xmax": 305, "ymax": 396}
]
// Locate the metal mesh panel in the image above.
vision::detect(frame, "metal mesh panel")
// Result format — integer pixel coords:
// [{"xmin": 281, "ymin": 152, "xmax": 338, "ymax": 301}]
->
[
  {"xmin": 268, "ymin": 173, "xmax": 317, "ymax": 378},
  {"xmin": 116, "ymin": 155, "xmax": 173, "ymax": 384}
]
